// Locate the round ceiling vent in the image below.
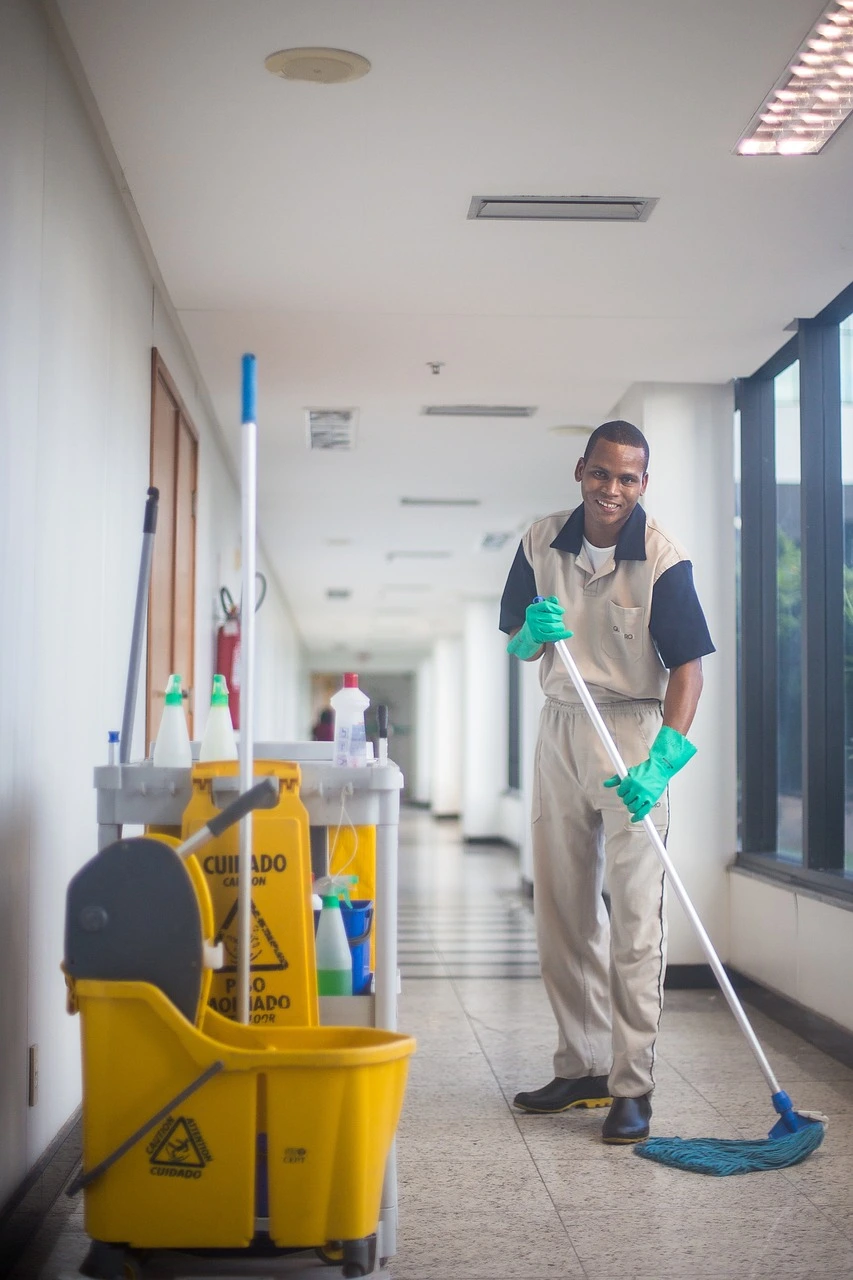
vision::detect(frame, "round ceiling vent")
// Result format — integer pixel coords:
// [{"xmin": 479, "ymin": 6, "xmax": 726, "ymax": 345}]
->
[{"xmin": 264, "ymin": 47, "xmax": 371, "ymax": 84}]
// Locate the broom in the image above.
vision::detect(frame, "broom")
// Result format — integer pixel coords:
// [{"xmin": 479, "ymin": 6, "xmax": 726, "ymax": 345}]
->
[{"xmin": 548, "ymin": 629, "xmax": 827, "ymax": 1174}]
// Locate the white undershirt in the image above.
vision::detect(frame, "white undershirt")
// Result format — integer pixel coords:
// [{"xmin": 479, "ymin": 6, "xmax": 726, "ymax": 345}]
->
[{"xmin": 582, "ymin": 537, "xmax": 614, "ymax": 573}]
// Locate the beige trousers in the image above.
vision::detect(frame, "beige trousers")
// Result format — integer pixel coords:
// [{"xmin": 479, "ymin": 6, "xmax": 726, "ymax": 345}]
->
[{"xmin": 531, "ymin": 697, "xmax": 669, "ymax": 1097}]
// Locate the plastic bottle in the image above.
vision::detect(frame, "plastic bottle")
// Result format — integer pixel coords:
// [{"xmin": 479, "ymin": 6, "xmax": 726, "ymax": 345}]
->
[
  {"xmin": 199, "ymin": 674, "xmax": 239, "ymax": 762},
  {"xmin": 152, "ymin": 674, "xmax": 192, "ymax": 767},
  {"xmin": 315, "ymin": 894, "xmax": 353, "ymax": 995},
  {"xmin": 107, "ymin": 730, "xmax": 120, "ymax": 766},
  {"xmin": 331, "ymin": 673, "xmax": 370, "ymax": 768}
]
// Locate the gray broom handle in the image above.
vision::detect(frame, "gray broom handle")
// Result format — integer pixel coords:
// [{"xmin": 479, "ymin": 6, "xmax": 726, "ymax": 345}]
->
[
  {"xmin": 120, "ymin": 487, "xmax": 159, "ymax": 764},
  {"xmin": 552, "ymin": 636, "xmax": 782, "ymax": 1096}
]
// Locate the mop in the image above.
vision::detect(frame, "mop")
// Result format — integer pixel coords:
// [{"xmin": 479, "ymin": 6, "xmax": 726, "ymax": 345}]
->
[{"xmin": 548, "ymin": 629, "xmax": 827, "ymax": 1175}]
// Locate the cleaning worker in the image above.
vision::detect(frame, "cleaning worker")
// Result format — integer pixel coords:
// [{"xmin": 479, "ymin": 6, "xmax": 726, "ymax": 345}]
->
[{"xmin": 499, "ymin": 420, "xmax": 715, "ymax": 1143}]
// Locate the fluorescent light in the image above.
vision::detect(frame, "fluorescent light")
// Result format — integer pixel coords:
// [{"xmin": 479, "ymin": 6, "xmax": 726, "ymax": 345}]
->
[{"xmin": 737, "ymin": 0, "xmax": 853, "ymax": 154}]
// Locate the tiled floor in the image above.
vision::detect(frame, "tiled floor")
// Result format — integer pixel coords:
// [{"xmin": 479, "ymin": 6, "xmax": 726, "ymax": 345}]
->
[{"xmin": 14, "ymin": 808, "xmax": 853, "ymax": 1279}]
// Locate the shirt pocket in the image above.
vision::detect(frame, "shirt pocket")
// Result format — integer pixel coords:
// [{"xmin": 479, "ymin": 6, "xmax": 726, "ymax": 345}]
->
[{"xmin": 601, "ymin": 603, "xmax": 645, "ymax": 665}]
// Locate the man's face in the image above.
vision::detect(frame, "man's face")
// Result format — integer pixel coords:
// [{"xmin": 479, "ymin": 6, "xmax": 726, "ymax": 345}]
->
[{"xmin": 574, "ymin": 438, "xmax": 648, "ymax": 546}]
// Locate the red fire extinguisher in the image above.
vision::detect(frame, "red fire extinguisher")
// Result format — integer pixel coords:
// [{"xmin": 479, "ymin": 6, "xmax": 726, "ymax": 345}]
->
[{"xmin": 216, "ymin": 576, "xmax": 266, "ymax": 731}]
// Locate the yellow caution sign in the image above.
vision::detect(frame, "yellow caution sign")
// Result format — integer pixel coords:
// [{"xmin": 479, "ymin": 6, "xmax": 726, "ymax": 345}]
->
[{"xmin": 181, "ymin": 761, "xmax": 318, "ymax": 1027}]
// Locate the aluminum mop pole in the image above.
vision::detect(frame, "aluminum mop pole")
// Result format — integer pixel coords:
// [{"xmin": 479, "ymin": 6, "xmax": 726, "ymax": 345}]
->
[
  {"xmin": 549, "ymin": 631, "xmax": 826, "ymax": 1173},
  {"xmin": 120, "ymin": 487, "xmax": 159, "ymax": 764},
  {"xmin": 237, "ymin": 353, "xmax": 257, "ymax": 1025}
]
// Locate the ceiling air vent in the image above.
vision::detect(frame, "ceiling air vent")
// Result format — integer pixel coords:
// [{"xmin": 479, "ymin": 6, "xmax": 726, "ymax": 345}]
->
[
  {"xmin": 386, "ymin": 550, "xmax": 451, "ymax": 561},
  {"xmin": 467, "ymin": 195, "xmax": 658, "ymax": 222},
  {"xmin": 306, "ymin": 408, "xmax": 358, "ymax": 451},
  {"xmin": 421, "ymin": 405, "xmax": 536, "ymax": 419},
  {"xmin": 326, "ymin": 588, "xmax": 351, "ymax": 599},
  {"xmin": 481, "ymin": 532, "xmax": 513, "ymax": 551},
  {"xmin": 400, "ymin": 496, "xmax": 481, "ymax": 506}
]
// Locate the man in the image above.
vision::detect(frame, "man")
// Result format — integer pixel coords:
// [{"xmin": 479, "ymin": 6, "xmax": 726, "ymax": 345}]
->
[{"xmin": 499, "ymin": 420, "xmax": 714, "ymax": 1143}]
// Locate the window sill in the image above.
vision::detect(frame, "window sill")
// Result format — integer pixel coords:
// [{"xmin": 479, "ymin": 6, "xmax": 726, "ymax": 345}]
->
[{"xmin": 733, "ymin": 852, "xmax": 853, "ymax": 911}]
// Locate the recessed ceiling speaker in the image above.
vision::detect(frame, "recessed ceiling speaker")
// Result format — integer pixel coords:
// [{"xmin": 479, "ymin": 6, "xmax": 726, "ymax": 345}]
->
[{"xmin": 264, "ymin": 48, "xmax": 371, "ymax": 84}]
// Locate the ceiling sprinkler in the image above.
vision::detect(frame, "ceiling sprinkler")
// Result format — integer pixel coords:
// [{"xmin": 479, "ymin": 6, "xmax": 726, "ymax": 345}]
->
[{"xmin": 427, "ymin": 361, "xmax": 444, "ymax": 375}]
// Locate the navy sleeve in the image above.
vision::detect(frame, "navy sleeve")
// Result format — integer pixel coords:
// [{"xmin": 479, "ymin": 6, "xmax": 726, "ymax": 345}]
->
[
  {"xmin": 649, "ymin": 561, "xmax": 715, "ymax": 668},
  {"xmin": 499, "ymin": 541, "xmax": 537, "ymax": 634}
]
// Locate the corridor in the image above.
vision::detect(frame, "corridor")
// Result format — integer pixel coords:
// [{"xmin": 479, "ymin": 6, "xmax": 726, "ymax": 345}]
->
[{"xmin": 14, "ymin": 809, "xmax": 853, "ymax": 1279}]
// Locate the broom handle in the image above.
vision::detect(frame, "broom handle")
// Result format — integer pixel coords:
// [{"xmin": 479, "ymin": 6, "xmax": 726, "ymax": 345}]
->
[{"xmin": 552, "ymin": 636, "xmax": 782, "ymax": 1097}]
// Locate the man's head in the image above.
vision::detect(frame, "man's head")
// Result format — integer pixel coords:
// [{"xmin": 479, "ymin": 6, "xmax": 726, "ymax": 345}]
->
[
  {"xmin": 582, "ymin": 420, "xmax": 649, "ymax": 471},
  {"xmin": 574, "ymin": 420, "xmax": 649, "ymax": 547}
]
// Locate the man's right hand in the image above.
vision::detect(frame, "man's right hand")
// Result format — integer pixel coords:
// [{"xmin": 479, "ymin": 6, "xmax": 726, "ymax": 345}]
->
[{"xmin": 507, "ymin": 596, "xmax": 573, "ymax": 659}]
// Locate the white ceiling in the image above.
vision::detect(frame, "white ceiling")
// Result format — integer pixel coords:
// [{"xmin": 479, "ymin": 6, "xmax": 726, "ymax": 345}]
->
[{"xmin": 54, "ymin": 0, "xmax": 853, "ymax": 659}]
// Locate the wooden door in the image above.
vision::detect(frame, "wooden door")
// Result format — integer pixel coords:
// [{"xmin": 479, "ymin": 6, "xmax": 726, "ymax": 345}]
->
[{"xmin": 147, "ymin": 349, "xmax": 198, "ymax": 751}]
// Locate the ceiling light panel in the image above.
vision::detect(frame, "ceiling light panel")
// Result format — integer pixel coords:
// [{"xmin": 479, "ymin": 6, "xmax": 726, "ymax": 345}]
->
[
  {"xmin": 468, "ymin": 195, "xmax": 657, "ymax": 222},
  {"xmin": 737, "ymin": 0, "xmax": 853, "ymax": 154}
]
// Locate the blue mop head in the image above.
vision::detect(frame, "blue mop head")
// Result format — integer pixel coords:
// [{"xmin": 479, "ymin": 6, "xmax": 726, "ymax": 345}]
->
[
  {"xmin": 635, "ymin": 1119, "xmax": 825, "ymax": 1175},
  {"xmin": 635, "ymin": 1092, "xmax": 827, "ymax": 1176}
]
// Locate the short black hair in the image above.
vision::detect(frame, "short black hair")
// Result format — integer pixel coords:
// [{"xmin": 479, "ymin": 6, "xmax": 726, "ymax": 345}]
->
[{"xmin": 583, "ymin": 420, "xmax": 649, "ymax": 471}]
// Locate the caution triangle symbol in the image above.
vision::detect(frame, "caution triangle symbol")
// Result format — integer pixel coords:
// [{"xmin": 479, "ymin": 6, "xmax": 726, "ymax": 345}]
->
[
  {"xmin": 214, "ymin": 898, "xmax": 288, "ymax": 973},
  {"xmin": 149, "ymin": 1117, "xmax": 207, "ymax": 1168}
]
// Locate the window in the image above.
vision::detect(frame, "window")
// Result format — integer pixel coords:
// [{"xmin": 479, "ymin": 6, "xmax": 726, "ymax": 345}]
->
[
  {"xmin": 738, "ymin": 287, "xmax": 850, "ymax": 895},
  {"xmin": 841, "ymin": 317, "xmax": 853, "ymax": 871},
  {"xmin": 775, "ymin": 363, "xmax": 802, "ymax": 863}
]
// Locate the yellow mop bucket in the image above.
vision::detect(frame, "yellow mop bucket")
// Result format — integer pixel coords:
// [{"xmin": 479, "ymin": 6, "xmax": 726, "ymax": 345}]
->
[{"xmin": 72, "ymin": 978, "xmax": 414, "ymax": 1251}]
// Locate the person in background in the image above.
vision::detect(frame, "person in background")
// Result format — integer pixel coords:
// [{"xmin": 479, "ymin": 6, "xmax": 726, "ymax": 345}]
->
[
  {"xmin": 499, "ymin": 420, "xmax": 714, "ymax": 1143},
  {"xmin": 312, "ymin": 708, "xmax": 334, "ymax": 741}
]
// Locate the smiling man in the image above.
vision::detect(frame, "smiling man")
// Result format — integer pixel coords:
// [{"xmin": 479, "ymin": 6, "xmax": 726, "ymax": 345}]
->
[{"xmin": 499, "ymin": 419, "xmax": 715, "ymax": 1144}]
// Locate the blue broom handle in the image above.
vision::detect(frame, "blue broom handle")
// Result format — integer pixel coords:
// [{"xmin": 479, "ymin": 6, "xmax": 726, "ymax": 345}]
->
[{"xmin": 552, "ymin": 635, "xmax": 782, "ymax": 1097}]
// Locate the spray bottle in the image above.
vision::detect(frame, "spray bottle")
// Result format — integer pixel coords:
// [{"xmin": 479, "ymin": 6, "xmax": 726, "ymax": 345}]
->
[
  {"xmin": 315, "ymin": 894, "xmax": 353, "ymax": 995},
  {"xmin": 199, "ymin": 673, "xmax": 239, "ymax": 762},
  {"xmin": 152, "ymin": 674, "xmax": 192, "ymax": 767}
]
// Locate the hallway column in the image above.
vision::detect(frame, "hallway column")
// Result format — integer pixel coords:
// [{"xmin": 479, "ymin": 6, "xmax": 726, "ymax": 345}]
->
[
  {"xmin": 611, "ymin": 382, "xmax": 737, "ymax": 963},
  {"xmin": 461, "ymin": 600, "xmax": 507, "ymax": 839},
  {"xmin": 413, "ymin": 656, "xmax": 433, "ymax": 806},
  {"xmin": 430, "ymin": 636, "xmax": 463, "ymax": 817}
]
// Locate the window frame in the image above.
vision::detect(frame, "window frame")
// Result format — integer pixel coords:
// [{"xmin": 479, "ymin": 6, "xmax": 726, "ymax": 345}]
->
[{"xmin": 737, "ymin": 294, "xmax": 849, "ymax": 893}]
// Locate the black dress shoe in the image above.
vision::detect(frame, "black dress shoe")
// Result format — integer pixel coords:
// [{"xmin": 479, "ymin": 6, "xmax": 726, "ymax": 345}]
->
[
  {"xmin": 513, "ymin": 1075, "xmax": 612, "ymax": 1113},
  {"xmin": 602, "ymin": 1093, "xmax": 652, "ymax": 1143}
]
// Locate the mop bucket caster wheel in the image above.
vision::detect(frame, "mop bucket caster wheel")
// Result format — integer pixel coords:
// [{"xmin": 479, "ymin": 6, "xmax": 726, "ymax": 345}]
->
[
  {"xmin": 316, "ymin": 1241, "xmax": 345, "ymax": 1266},
  {"xmin": 80, "ymin": 1240, "xmax": 140, "ymax": 1279},
  {"xmin": 341, "ymin": 1234, "xmax": 377, "ymax": 1276}
]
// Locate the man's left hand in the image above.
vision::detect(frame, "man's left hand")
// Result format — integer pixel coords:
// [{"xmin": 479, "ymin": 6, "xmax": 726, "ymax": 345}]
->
[{"xmin": 603, "ymin": 725, "xmax": 697, "ymax": 823}]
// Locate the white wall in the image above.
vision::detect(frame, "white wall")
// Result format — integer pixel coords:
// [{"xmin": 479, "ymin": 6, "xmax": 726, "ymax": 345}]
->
[
  {"xmin": 0, "ymin": 0, "xmax": 302, "ymax": 1207},
  {"xmin": 611, "ymin": 383, "xmax": 738, "ymax": 965},
  {"xmin": 729, "ymin": 874, "xmax": 853, "ymax": 1034}
]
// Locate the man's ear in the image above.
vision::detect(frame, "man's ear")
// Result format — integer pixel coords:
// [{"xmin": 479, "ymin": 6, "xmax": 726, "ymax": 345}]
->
[
  {"xmin": 640, "ymin": 472, "xmax": 649, "ymax": 495},
  {"xmin": 574, "ymin": 458, "xmax": 585, "ymax": 483}
]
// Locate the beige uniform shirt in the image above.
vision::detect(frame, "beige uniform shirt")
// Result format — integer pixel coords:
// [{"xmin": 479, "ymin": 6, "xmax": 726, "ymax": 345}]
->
[{"xmin": 499, "ymin": 504, "xmax": 714, "ymax": 706}]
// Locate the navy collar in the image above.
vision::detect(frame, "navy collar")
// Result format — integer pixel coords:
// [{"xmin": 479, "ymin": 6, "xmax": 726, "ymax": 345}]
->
[{"xmin": 550, "ymin": 503, "xmax": 647, "ymax": 562}]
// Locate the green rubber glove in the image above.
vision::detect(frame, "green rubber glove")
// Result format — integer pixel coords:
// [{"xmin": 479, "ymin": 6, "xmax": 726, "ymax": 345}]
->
[
  {"xmin": 507, "ymin": 596, "xmax": 573, "ymax": 659},
  {"xmin": 603, "ymin": 725, "xmax": 697, "ymax": 823}
]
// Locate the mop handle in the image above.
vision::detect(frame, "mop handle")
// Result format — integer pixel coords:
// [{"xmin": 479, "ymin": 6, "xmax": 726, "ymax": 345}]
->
[
  {"xmin": 176, "ymin": 776, "xmax": 280, "ymax": 860},
  {"xmin": 238, "ymin": 354, "xmax": 258, "ymax": 1025},
  {"xmin": 120, "ymin": 487, "xmax": 159, "ymax": 764},
  {"xmin": 551, "ymin": 634, "xmax": 782, "ymax": 1096}
]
